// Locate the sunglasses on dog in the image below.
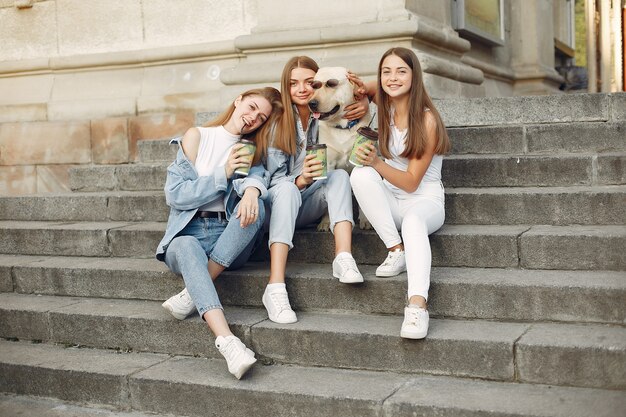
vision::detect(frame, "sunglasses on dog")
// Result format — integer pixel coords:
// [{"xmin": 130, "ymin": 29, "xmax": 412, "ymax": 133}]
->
[{"xmin": 311, "ymin": 79, "xmax": 339, "ymax": 89}]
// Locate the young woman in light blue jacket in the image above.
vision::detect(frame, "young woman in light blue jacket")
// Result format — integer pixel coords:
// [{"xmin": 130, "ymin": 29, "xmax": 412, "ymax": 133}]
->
[
  {"xmin": 157, "ymin": 87, "xmax": 282, "ymax": 379},
  {"xmin": 259, "ymin": 56, "xmax": 369, "ymax": 324}
]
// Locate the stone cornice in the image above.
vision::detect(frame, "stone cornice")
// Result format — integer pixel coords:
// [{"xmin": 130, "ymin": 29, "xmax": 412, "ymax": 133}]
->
[
  {"xmin": 0, "ymin": 40, "xmax": 239, "ymax": 77},
  {"xmin": 235, "ymin": 17, "xmax": 471, "ymax": 54}
]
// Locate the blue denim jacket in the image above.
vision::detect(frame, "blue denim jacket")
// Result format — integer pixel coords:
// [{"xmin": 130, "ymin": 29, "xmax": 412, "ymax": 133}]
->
[
  {"xmin": 155, "ymin": 137, "xmax": 270, "ymax": 261},
  {"xmin": 265, "ymin": 108, "xmax": 318, "ymax": 188}
]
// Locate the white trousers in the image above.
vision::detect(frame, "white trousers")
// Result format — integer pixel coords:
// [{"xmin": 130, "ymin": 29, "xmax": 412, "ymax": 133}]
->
[{"xmin": 350, "ymin": 166, "xmax": 445, "ymax": 300}]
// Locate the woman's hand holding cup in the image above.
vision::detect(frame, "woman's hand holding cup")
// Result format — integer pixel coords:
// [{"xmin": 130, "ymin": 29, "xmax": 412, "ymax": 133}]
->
[
  {"xmin": 298, "ymin": 154, "xmax": 323, "ymax": 186},
  {"xmin": 355, "ymin": 143, "xmax": 380, "ymax": 167}
]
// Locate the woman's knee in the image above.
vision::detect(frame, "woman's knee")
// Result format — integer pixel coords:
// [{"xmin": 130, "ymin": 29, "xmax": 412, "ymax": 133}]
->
[
  {"xmin": 168, "ymin": 235, "xmax": 202, "ymax": 254},
  {"xmin": 270, "ymin": 181, "xmax": 301, "ymax": 207},
  {"xmin": 328, "ymin": 168, "xmax": 349, "ymax": 183},
  {"xmin": 165, "ymin": 235, "xmax": 206, "ymax": 271},
  {"xmin": 326, "ymin": 169, "xmax": 351, "ymax": 190},
  {"xmin": 350, "ymin": 166, "xmax": 379, "ymax": 188}
]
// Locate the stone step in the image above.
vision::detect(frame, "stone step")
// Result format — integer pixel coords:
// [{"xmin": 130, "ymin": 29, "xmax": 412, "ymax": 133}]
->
[
  {"xmin": 1, "ymin": 186, "xmax": 625, "ymax": 225},
  {"xmin": 446, "ymin": 185, "xmax": 626, "ymax": 225},
  {"xmin": 435, "ymin": 92, "xmax": 624, "ymax": 127},
  {"xmin": 1, "ymin": 294, "xmax": 625, "ymax": 388},
  {"xmin": 2, "ymin": 340, "xmax": 623, "ymax": 417},
  {"xmin": 68, "ymin": 152, "xmax": 626, "ymax": 192},
  {"xmin": 448, "ymin": 121, "xmax": 626, "ymax": 155},
  {"xmin": 443, "ymin": 153, "xmax": 625, "ymax": 187},
  {"xmin": 1, "ymin": 221, "xmax": 624, "ymax": 270},
  {"xmin": 0, "ymin": 191, "xmax": 166, "ymax": 222},
  {"xmin": 3, "ymin": 255, "xmax": 624, "ymax": 324},
  {"xmin": 137, "ymin": 137, "xmax": 177, "ymax": 163},
  {"xmin": 138, "ymin": 120, "xmax": 626, "ymax": 162},
  {"xmin": 15, "ymin": 185, "xmax": 626, "ymax": 227},
  {"xmin": 0, "ymin": 393, "xmax": 181, "ymax": 417},
  {"xmin": 68, "ymin": 163, "xmax": 166, "ymax": 192}
]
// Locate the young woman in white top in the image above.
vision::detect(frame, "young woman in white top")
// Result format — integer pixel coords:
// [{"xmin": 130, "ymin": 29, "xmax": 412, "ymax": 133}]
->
[
  {"xmin": 350, "ymin": 47, "xmax": 450, "ymax": 339},
  {"xmin": 157, "ymin": 87, "xmax": 282, "ymax": 378}
]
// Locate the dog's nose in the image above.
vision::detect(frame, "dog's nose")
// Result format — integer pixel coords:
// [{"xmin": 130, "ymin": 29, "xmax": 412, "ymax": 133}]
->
[{"xmin": 309, "ymin": 100, "xmax": 318, "ymax": 111}]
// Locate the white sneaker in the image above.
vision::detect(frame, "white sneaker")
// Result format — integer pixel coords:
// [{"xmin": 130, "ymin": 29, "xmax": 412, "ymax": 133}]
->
[
  {"xmin": 400, "ymin": 306, "xmax": 429, "ymax": 339},
  {"xmin": 162, "ymin": 287, "xmax": 195, "ymax": 320},
  {"xmin": 375, "ymin": 249, "xmax": 407, "ymax": 277},
  {"xmin": 332, "ymin": 252, "xmax": 364, "ymax": 284},
  {"xmin": 215, "ymin": 335, "xmax": 257, "ymax": 379},
  {"xmin": 262, "ymin": 284, "xmax": 297, "ymax": 324}
]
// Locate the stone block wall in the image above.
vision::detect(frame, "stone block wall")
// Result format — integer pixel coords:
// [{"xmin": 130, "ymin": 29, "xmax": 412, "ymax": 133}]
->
[
  {"xmin": 0, "ymin": 0, "xmax": 571, "ymax": 196},
  {"xmin": 0, "ymin": 111, "xmax": 193, "ymax": 195}
]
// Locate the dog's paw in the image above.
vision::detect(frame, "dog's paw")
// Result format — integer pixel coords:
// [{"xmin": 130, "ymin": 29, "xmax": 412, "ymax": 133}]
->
[
  {"xmin": 357, "ymin": 207, "xmax": 372, "ymax": 230},
  {"xmin": 359, "ymin": 217, "xmax": 373, "ymax": 230},
  {"xmin": 317, "ymin": 216, "xmax": 331, "ymax": 232}
]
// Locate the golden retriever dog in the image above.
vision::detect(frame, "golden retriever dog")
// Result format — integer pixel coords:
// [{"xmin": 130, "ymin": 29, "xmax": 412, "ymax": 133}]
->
[{"xmin": 309, "ymin": 66, "xmax": 372, "ymax": 230}]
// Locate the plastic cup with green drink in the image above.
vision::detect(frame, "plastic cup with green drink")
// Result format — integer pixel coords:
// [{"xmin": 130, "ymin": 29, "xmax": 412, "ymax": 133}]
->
[
  {"xmin": 306, "ymin": 143, "xmax": 327, "ymax": 180},
  {"xmin": 349, "ymin": 127, "xmax": 378, "ymax": 167},
  {"xmin": 234, "ymin": 139, "xmax": 256, "ymax": 176}
]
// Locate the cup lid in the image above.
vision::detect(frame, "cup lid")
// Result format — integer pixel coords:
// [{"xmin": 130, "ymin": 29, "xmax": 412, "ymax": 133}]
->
[
  {"xmin": 238, "ymin": 139, "xmax": 256, "ymax": 145},
  {"xmin": 357, "ymin": 127, "xmax": 378, "ymax": 140},
  {"xmin": 306, "ymin": 143, "xmax": 327, "ymax": 150}
]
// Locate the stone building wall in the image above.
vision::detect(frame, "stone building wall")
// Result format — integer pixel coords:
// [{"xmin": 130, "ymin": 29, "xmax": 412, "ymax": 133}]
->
[{"xmin": 0, "ymin": 0, "xmax": 566, "ymax": 195}]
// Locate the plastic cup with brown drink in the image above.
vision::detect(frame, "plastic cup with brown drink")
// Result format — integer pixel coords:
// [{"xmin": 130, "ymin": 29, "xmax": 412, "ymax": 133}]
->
[
  {"xmin": 234, "ymin": 139, "xmax": 256, "ymax": 176},
  {"xmin": 306, "ymin": 144, "xmax": 327, "ymax": 180},
  {"xmin": 349, "ymin": 127, "xmax": 378, "ymax": 167}
]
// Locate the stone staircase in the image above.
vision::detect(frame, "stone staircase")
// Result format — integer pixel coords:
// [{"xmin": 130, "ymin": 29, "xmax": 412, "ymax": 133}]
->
[{"xmin": 0, "ymin": 93, "xmax": 625, "ymax": 416}]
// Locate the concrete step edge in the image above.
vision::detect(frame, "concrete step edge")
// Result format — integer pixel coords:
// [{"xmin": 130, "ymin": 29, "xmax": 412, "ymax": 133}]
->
[
  {"xmin": 2, "ymin": 254, "xmax": 625, "ymax": 323},
  {"xmin": 1, "ymin": 337, "xmax": 625, "ymax": 416}
]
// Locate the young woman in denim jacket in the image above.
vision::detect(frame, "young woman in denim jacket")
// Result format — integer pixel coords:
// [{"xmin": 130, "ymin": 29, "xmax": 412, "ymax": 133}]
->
[
  {"xmin": 259, "ymin": 56, "xmax": 369, "ymax": 324},
  {"xmin": 350, "ymin": 47, "xmax": 450, "ymax": 340},
  {"xmin": 156, "ymin": 87, "xmax": 282, "ymax": 379}
]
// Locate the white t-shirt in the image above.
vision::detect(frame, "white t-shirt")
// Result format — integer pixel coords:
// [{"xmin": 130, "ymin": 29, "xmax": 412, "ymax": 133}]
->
[
  {"xmin": 195, "ymin": 126, "xmax": 240, "ymax": 212},
  {"xmin": 383, "ymin": 123, "xmax": 443, "ymax": 198}
]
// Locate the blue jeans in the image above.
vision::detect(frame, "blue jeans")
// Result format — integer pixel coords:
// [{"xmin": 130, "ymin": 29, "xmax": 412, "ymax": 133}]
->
[
  {"xmin": 265, "ymin": 169, "xmax": 354, "ymax": 249},
  {"xmin": 164, "ymin": 202, "xmax": 265, "ymax": 317}
]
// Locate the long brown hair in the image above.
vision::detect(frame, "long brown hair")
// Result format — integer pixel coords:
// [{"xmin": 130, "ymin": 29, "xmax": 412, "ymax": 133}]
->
[
  {"xmin": 377, "ymin": 47, "xmax": 450, "ymax": 160},
  {"xmin": 272, "ymin": 56, "xmax": 320, "ymax": 155},
  {"xmin": 203, "ymin": 87, "xmax": 283, "ymax": 165}
]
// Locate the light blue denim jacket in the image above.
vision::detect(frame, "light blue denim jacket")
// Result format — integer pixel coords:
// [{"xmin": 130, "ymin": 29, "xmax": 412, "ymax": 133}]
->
[
  {"xmin": 265, "ymin": 108, "xmax": 318, "ymax": 188},
  {"xmin": 155, "ymin": 137, "xmax": 270, "ymax": 261}
]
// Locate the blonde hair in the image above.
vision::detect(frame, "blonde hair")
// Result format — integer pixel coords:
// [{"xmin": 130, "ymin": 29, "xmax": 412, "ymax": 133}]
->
[
  {"xmin": 203, "ymin": 87, "xmax": 283, "ymax": 165},
  {"xmin": 377, "ymin": 47, "xmax": 450, "ymax": 159},
  {"xmin": 272, "ymin": 56, "xmax": 320, "ymax": 155}
]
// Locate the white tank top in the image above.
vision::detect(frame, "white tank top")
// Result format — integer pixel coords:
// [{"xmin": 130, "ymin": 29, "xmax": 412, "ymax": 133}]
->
[
  {"xmin": 383, "ymin": 124, "xmax": 444, "ymax": 198},
  {"xmin": 195, "ymin": 126, "xmax": 240, "ymax": 212}
]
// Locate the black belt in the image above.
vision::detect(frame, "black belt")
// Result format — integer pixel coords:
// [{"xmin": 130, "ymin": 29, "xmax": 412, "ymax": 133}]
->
[{"xmin": 194, "ymin": 211, "xmax": 226, "ymax": 220}]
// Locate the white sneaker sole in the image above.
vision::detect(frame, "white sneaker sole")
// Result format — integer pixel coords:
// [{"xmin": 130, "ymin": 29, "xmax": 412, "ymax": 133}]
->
[
  {"xmin": 232, "ymin": 355, "xmax": 257, "ymax": 379},
  {"xmin": 262, "ymin": 294, "xmax": 298, "ymax": 324},
  {"xmin": 375, "ymin": 268, "xmax": 406, "ymax": 278},
  {"xmin": 161, "ymin": 300, "xmax": 191, "ymax": 320},
  {"xmin": 400, "ymin": 328, "xmax": 428, "ymax": 339},
  {"xmin": 333, "ymin": 270, "xmax": 364, "ymax": 284}
]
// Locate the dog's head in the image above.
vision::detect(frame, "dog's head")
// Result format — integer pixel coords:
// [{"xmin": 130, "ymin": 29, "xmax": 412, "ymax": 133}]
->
[{"xmin": 308, "ymin": 67, "xmax": 357, "ymax": 124}]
